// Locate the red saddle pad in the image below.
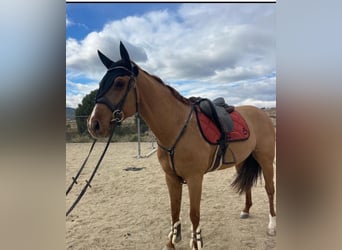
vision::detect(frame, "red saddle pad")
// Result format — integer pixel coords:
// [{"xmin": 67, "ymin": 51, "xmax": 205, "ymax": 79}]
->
[{"xmin": 196, "ymin": 109, "xmax": 250, "ymax": 144}]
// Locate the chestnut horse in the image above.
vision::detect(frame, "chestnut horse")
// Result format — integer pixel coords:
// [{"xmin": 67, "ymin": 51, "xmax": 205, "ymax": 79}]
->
[{"xmin": 88, "ymin": 42, "xmax": 276, "ymax": 250}]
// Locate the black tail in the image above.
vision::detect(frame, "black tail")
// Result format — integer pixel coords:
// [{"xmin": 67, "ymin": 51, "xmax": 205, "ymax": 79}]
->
[{"xmin": 231, "ymin": 154, "xmax": 262, "ymax": 194}]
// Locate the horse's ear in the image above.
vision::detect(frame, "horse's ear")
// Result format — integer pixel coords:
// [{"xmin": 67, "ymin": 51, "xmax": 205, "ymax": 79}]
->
[
  {"xmin": 97, "ymin": 50, "xmax": 114, "ymax": 69},
  {"xmin": 132, "ymin": 65, "xmax": 139, "ymax": 76},
  {"xmin": 119, "ymin": 41, "xmax": 131, "ymax": 65}
]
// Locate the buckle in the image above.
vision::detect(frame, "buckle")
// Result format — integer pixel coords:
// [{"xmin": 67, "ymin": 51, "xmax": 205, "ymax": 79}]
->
[{"xmin": 111, "ymin": 110, "xmax": 124, "ymax": 124}]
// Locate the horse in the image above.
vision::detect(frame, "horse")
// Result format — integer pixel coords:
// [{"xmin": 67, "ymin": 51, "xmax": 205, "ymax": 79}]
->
[{"xmin": 87, "ymin": 42, "xmax": 276, "ymax": 250}]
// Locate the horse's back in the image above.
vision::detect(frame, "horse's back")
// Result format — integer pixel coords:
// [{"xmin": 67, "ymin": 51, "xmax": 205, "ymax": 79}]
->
[
  {"xmin": 235, "ymin": 105, "xmax": 275, "ymax": 150},
  {"xmin": 235, "ymin": 105, "xmax": 274, "ymax": 129}
]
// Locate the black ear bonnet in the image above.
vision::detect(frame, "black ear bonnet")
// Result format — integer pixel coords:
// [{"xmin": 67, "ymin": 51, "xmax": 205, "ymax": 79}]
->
[{"xmin": 95, "ymin": 42, "xmax": 138, "ymax": 101}]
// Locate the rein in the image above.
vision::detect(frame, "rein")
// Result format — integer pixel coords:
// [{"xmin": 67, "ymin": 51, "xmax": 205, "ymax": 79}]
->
[
  {"xmin": 66, "ymin": 139, "xmax": 97, "ymax": 196},
  {"xmin": 66, "ymin": 129, "xmax": 115, "ymax": 217},
  {"xmin": 66, "ymin": 65, "xmax": 139, "ymax": 217}
]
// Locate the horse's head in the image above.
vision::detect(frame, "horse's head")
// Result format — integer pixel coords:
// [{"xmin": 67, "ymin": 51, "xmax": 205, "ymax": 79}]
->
[{"xmin": 88, "ymin": 42, "xmax": 139, "ymax": 138}]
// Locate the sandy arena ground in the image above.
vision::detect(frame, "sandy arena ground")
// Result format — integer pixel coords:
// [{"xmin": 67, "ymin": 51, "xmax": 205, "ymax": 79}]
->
[{"xmin": 66, "ymin": 142, "xmax": 276, "ymax": 250}]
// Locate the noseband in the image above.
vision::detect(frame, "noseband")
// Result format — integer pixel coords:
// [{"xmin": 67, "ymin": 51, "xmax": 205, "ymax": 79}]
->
[{"xmin": 95, "ymin": 65, "xmax": 139, "ymax": 125}]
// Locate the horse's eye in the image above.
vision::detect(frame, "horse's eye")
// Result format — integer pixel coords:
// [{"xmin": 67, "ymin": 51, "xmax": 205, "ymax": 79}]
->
[{"xmin": 115, "ymin": 80, "xmax": 125, "ymax": 90}]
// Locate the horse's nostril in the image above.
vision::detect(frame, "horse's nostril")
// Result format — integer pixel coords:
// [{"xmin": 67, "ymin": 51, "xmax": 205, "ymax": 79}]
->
[{"xmin": 93, "ymin": 120, "xmax": 100, "ymax": 131}]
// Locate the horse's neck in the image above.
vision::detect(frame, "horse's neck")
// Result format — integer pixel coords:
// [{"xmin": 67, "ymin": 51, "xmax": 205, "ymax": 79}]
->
[{"xmin": 137, "ymin": 72, "xmax": 191, "ymax": 148}]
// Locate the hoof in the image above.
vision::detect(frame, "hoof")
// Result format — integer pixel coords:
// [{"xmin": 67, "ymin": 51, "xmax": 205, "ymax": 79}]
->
[
  {"xmin": 267, "ymin": 215, "xmax": 276, "ymax": 236},
  {"xmin": 174, "ymin": 234, "xmax": 181, "ymax": 244},
  {"xmin": 190, "ymin": 246, "xmax": 202, "ymax": 250},
  {"xmin": 190, "ymin": 225, "xmax": 203, "ymax": 250},
  {"xmin": 162, "ymin": 246, "xmax": 175, "ymax": 250},
  {"xmin": 168, "ymin": 221, "xmax": 182, "ymax": 244},
  {"xmin": 267, "ymin": 228, "xmax": 276, "ymax": 236},
  {"xmin": 240, "ymin": 211, "xmax": 249, "ymax": 219}
]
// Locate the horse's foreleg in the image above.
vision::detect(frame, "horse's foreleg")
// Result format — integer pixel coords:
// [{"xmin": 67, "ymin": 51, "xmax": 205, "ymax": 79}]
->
[
  {"xmin": 163, "ymin": 174, "xmax": 183, "ymax": 250},
  {"xmin": 187, "ymin": 175, "xmax": 204, "ymax": 250}
]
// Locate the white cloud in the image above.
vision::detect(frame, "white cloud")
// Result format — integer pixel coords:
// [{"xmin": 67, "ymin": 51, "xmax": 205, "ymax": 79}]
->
[
  {"xmin": 66, "ymin": 15, "xmax": 73, "ymax": 27},
  {"xmin": 238, "ymin": 98, "xmax": 276, "ymax": 108},
  {"xmin": 171, "ymin": 74, "xmax": 276, "ymax": 108},
  {"xmin": 66, "ymin": 79, "xmax": 98, "ymax": 108},
  {"xmin": 66, "ymin": 3, "xmax": 275, "ymax": 108},
  {"xmin": 66, "ymin": 93, "xmax": 83, "ymax": 109}
]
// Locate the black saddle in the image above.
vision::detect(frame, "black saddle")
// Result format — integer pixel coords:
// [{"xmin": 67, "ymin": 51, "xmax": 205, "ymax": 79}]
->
[
  {"xmin": 190, "ymin": 97, "xmax": 234, "ymax": 135},
  {"xmin": 190, "ymin": 97, "xmax": 236, "ymax": 169}
]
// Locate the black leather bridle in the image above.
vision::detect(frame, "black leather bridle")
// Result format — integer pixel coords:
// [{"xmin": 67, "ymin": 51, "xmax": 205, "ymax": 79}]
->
[
  {"xmin": 66, "ymin": 65, "xmax": 139, "ymax": 217},
  {"xmin": 95, "ymin": 65, "xmax": 139, "ymax": 125}
]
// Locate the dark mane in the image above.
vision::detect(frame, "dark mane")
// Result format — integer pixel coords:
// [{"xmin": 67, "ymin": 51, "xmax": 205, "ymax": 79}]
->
[{"xmin": 140, "ymin": 68, "xmax": 191, "ymax": 105}]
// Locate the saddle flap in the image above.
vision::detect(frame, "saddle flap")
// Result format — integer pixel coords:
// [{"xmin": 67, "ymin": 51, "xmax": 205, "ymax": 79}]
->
[
  {"xmin": 195, "ymin": 107, "xmax": 250, "ymax": 144},
  {"xmin": 190, "ymin": 96, "xmax": 249, "ymax": 144}
]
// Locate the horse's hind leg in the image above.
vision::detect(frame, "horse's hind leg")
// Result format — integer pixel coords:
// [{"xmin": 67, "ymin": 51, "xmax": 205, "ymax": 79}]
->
[
  {"xmin": 240, "ymin": 188, "xmax": 252, "ymax": 219},
  {"xmin": 263, "ymin": 162, "xmax": 276, "ymax": 236},
  {"xmin": 253, "ymin": 153, "xmax": 276, "ymax": 236},
  {"xmin": 235, "ymin": 163, "xmax": 253, "ymax": 219}
]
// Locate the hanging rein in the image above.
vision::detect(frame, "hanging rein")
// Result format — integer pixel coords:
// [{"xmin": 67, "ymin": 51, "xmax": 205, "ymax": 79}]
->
[{"xmin": 66, "ymin": 66, "xmax": 139, "ymax": 217}]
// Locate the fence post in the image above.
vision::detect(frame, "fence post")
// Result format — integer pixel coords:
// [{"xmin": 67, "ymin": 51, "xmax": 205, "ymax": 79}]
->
[{"xmin": 136, "ymin": 114, "xmax": 141, "ymax": 158}]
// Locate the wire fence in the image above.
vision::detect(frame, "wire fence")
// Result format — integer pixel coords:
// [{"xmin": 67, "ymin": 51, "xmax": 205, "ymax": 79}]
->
[{"xmin": 66, "ymin": 115, "xmax": 156, "ymax": 144}]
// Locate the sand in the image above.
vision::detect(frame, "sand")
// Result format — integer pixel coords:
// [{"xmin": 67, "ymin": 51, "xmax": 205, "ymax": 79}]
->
[{"xmin": 66, "ymin": 142, "xmax": 276, "ymax": 250}]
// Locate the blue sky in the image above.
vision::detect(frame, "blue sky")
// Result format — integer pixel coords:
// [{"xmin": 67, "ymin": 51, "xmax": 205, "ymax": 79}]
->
[
  {"xmin": 67, "ymin": 3, "xmax": 180, "ymax": 40},
  {"xmin": 66, "ymin": 3, "xmax": 275, "ymax": 108}
]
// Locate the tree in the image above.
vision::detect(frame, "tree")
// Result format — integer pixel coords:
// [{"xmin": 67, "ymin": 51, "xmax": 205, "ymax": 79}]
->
[
  {"xmin": 75, "ymin": 89, "xmax": 98, "ymax": 135},
  {"xmin": 75, "ymin": 88, "xmax": 150, "ymax": 140}
]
